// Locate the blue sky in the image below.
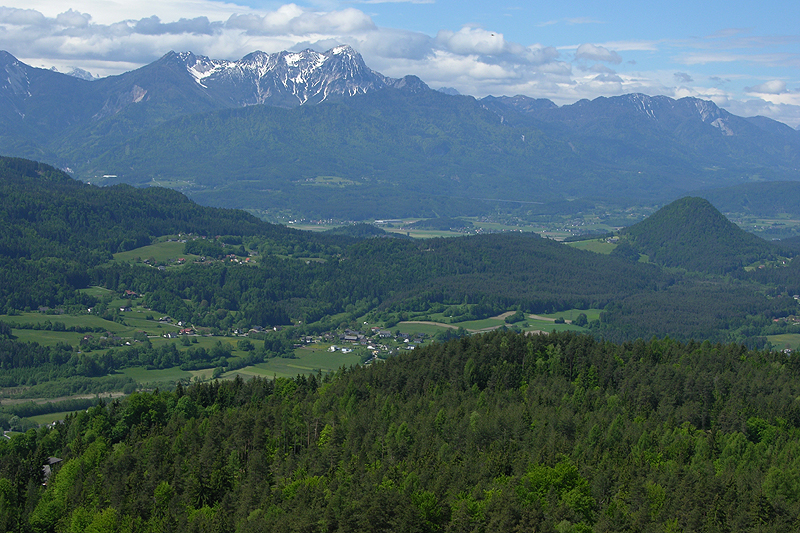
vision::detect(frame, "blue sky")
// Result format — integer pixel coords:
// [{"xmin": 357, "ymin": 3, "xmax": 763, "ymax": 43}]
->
[{"xmin": 1, "ymin": 0, "xmax": 798, "ymax": 126}]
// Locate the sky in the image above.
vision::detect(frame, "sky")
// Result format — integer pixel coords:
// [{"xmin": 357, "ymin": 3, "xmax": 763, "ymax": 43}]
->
[{"xmin": 1, "ymin": 0, "xmax": 799, "ymax": 127}]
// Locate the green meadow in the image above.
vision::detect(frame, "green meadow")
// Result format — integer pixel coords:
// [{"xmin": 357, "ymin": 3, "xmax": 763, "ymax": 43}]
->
[
  {"xmin": 222, "ymin": 345, "xmax": 362, "ymax": 380},
  {"xmin": 565, "ymin": 240, "xmax": 617, "ymax": 254},
  {"xmin": 767, "ymin": 334, "xmax": 800, "ymax": 351},
  {"xmin": 113, "ymin": 240, "xmax": 200, "ymax": 264}
]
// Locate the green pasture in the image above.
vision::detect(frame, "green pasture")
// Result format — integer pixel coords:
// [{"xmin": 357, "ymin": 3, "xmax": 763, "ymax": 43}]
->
[
  {"xmin": 10, "ymin": 329, "xmax": 86, "ymax": 347},
  {"xmin": 522, "ymin": 320, "xmax": 586, "ymax": 333},
  {"xmin": 767, "ymin": 334, "xmax": 800, "ymax": 351},
  {"xmin": 29, "ymin": 410, "xmax": 78, "ymax": 426},
  {"xmin": 2, "ymin": 312, "xmax": 121, "ymax": 330},
  {"xmin": 223, "ymin": 345, "xmax": 362, "ymax": 380},
  {"xmin": 534, "ymin": 309, "xmax": 603, "ymax": 322},
  {"xmin": 566, "ymin": 240, "xmax": 617, "ymax": 254},
  {"xmin": 395, "ymin": 322, "xmax": 454, "ymax": 336},
  {"xmin": 79, "ymin": 286, "xmax": 115, "ymax": 298},
  {"xmin": 113, "ymin": 240, "xmax": 200, "ymax": 264}
]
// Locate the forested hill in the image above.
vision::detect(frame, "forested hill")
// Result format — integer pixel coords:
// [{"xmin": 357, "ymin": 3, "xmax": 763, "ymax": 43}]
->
[
  {"xmin": 0, "ymin": 156, "xmax": 307, "ymax": 258},
  {"xmin": 2, "ymin": 330, "xmax": 799, "ymax": 531},
  {"xmin": 0, "ymin": 156, "xmax": 352, "ymax": 310},
  {"xmin": 621, "ymin": 196, "xmax": 781, "ymax": 273}
]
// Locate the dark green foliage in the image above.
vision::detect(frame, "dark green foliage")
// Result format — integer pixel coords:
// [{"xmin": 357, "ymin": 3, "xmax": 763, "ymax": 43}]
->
[
  {"xmin": 504, "ymin": 310, "xmax": 525, "ymax": 324},
  {"xmin": 3, "ymin": 331, "xmax": 800, "ymax": 532}
]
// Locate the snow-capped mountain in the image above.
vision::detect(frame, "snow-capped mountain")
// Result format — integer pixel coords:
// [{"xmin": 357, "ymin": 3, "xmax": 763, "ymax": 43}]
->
[{"xmin": 170, "ymin": 45, "xmax": 397, "ymax": 107}]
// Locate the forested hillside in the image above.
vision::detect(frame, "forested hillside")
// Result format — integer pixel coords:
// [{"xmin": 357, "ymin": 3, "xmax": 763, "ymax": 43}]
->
[
  {"xmin": 2, "ymin": 331, "xmax": 799, "ymax": 532},
  {"xmin": 0, "ymin": 157, "xmax": 350, "ymax": 310}
]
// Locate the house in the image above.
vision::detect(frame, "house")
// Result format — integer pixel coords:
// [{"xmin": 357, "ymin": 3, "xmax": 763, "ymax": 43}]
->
[{"xmin": 42, "ymin": 457, "xmax": 62, "ymax": 486}]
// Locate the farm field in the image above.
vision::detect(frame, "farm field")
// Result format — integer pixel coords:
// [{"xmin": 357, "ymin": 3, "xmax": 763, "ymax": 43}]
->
[
  {"xmin": 565, "ymin": 240, "xmax": 617, "ymax": 254},
  {"xmin": 398, "ymin": 311, "xmax": 593, "ymax": 335},
  {"xmin": 767, "ymin": 333, "xmax": 800, "ymax": 351},
  {"xmin": 535, "ymin": 309, "xmax": 603, "ymax": 322},
  {"xmin": 113, "ymin": 240, "xmax": 200, "ymax": 264},
  {"xmin": 222, "ymin": 345, "xmax": 362, "ymax": 380}
]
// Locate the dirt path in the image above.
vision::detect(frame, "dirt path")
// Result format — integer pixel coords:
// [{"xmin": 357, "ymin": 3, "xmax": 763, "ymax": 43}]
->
[
  {"xmin": 401, "ymin": 320, "xmax": 511, "ymax": 334},
  {"xmin": 0, "ymin": 391, "xmax": 126, "ymax": 406},
  {"xmin": 527, "ymin": 314, "xmax": 557, "ymax": 322},
  {"xmin": 402, "ymin": 320, "xmax": 460, "ymax": 330}
]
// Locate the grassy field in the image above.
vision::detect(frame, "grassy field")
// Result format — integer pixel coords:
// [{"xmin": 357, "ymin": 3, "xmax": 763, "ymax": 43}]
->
[
  {"xmin": 767, "ymin": 334, "xmax": 800, "ymax": 351},
  {"xmin": 79, "ymin": 286, "xmax": 115, "ymax": 298},
  {"xmin": 29, "ymin": 411, "xmax": 80, "ymax": 426},
  {"xmin": 535, "ymin": 309, "xmax": 603, "ymax": 322},
  {"xmin": 113, "ymin": 240, "xmax": 200, "ymax": 264},
  {"xmin": 222, "ymin": 345, "xmax": 362, "ymax": 380},
  {"xmin": 395, "ymin": 322, "xmax": 454, "ymax": 336},
  {"xmin": 522, "ymin": 320, "xmax": 586, "ymax": 333},
  {"xmin": 399, "ymin": 315, "xmax": 589, "ymax": 335},
  {"xmin": 565, "ymin": 240, "xmax": 617, "ymax": 254}
]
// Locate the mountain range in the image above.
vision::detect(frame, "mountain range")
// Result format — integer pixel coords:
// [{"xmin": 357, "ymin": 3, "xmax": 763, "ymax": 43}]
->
[{"xmin": 1, "ymin": 47, "xmax": 799, "ymax": 219}]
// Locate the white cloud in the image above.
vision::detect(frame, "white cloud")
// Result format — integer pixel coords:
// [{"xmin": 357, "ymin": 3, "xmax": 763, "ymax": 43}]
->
[
  {"xmin": 55, "ymin": 8, "xmax": 90, "ymax": 28},
  {"xmin": 745, "ymin": 80, "xmax": 787, "ymax": 94},
  {"xmin": 0, "ymin": 7, "xmax": 46, "ymax": 25},
  {"xmin": 574, "ymin": 43, "xmax": 622, "ymax": 64},
  {"xmin": 435, "ymin": 26, "xmax": 510, "ymax": 56},
  {"xmin": 226, "ymin": 6, "xmax": 375, "ymax": 35}
]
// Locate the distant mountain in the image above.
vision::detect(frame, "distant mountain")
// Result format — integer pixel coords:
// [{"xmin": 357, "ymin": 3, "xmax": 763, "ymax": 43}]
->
[
  {"xmin": 1, "ymin": 49, "xmax": 799, "ymax": 219},
  {"xmin": 485, "ymin": 93, "xmax": 800, "ymax": 185},
  {"xmin": 50, "ymin": 66, "xmax": 98, "ymax": 81},
  {"xmin": 620, "ymin": 197, "xmax": 781, "ymax": 273}
]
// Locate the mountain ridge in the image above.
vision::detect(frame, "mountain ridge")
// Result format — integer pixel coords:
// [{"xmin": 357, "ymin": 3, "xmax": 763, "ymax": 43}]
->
[{"xmin": 1, "ymin": 48, "xmax": 799, "ymax": 219}]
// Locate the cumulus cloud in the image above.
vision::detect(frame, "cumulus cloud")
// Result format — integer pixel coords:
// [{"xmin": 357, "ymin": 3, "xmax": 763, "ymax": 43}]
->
[
  {"xmin": 133, "ymin": 16, "xmax": 216, "ymax": 35},
  {"xmin": 227, "ymin": 6, "xmax": 375, "ymax": 35},
  {"xmin": 0, "ymin": 7, "xmax": 46, "ymax": 25},
  {"xmin": 745, "ymin": 80, "xmax": 787, "ymax": 94},
  {"xmin": 435, "ymin": 26, "xmax": 510, "ymax": 56},
  {"xmin": 574, "ymin": 43, "xmax": 622, "ymax": 64},
  {"xmin": 55, "ymin": 8, "xmax": 90, "ymax": 28},
  {"xmin": 674, "ymin": 72, "xmax": 693, "ymax": 83}
]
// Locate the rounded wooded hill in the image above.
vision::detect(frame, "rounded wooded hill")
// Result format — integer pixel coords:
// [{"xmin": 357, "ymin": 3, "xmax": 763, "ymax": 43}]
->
[{"xmin": 621, "ymin": 196, "xmax": 781, "ymax": 273}]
